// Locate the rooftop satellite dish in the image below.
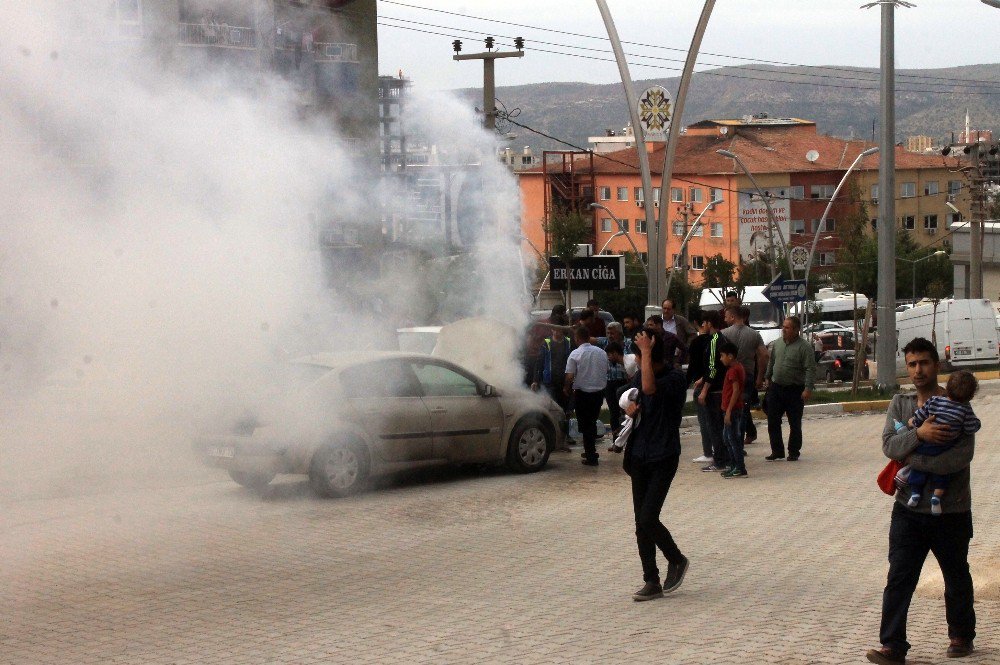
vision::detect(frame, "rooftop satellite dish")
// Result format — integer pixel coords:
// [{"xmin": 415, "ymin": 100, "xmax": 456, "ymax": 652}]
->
[
  {"xmin": 806, "ymin": 149, "xmax": 820, "ymax": 163},
  {"xmin": 720, "ymin": 126, "xmax": 729, "ymax": 135}
]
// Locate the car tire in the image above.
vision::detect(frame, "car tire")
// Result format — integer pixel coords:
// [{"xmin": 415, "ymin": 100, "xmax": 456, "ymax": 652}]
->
[
  {"xmin": 309, "ymin": 439, "xmax": 369, "ymax": 498},
  {"xmin": 506, "ymin": 417, "xmax": 552, "ymax": 473},
  {"xmin": 228, "ymin": 468, "xmax": 276, "ymax": 491}
]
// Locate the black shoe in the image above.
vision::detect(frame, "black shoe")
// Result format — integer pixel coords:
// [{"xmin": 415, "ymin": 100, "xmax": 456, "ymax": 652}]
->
[
  {"xmin": 947, "ymin": 637, "xmax": 974, "ymax": 658},
  {"xmin": 663, "ymin": 555, "xmax": 689, "ymax": 593},
  {"xmin": 866, "ymin": 646, "xmax": 906, "ymax": 664},
  {"xmin": 581, "ymin": 458, "xmax": 599, "ymax": 466},
  {"xmin": 632, "ymin": 581, "xmax": 663, "ymax": 601},
  {"xmin": 765, "ymin": 454, "xmax": 785, "ymax": 461},
  {"xmin": 787, "ymin": 454, "xmax": 800, "ymax": 461}
]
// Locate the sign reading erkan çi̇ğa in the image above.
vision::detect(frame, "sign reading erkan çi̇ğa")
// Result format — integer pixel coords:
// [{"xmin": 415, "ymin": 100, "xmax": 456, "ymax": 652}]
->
[
  {"xmin": 738, "ymin": 192, "xmax": 790, "ymax": 262},
  {"xmin": 548, "ymin": 255, "xmax": 625, "ymax": 291}
]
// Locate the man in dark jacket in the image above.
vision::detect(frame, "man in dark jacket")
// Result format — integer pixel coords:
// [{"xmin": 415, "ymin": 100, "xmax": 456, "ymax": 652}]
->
[
  {"xmin": 867, "ymin": 338, "xmax": 976, "ymax": 664},
  {"xmin": 624, "ymin": 327, "xmax": 689, "ymax": 602}
]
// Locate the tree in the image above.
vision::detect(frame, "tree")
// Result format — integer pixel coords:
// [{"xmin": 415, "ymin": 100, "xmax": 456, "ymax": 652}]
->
[
  {"xmin": 594, "ymin": 252, "xmax": 648, "ymax": 321},
  {"xmin": 702, "ymin": 254, "xmax": 737, "ymax": 290},
  {"xmin": 543, "ymin": 208, "xmax": 591, "ymax": 310}
]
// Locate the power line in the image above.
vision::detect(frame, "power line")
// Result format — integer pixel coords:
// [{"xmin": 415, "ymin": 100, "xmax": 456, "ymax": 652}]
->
[
  {"xmin": 381, "ymin": 15, "xmax": 1000, "ymax": 93},
  {"xmin": 379, "ymin": 0, "xmax": 1000, "ymax": 88},
  {"xmin": 377, "ymin": 20, "xmax": 1000, "ymax": 96}
]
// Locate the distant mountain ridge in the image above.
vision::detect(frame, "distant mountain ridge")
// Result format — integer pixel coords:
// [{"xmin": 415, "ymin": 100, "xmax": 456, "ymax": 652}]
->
[{"xmin": 456, "ymin": 63, "xmax": 1000, "ymax": 154}]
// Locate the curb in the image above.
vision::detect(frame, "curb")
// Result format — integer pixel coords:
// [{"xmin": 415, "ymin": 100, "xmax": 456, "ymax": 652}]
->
[{"xmin": 680, "ymin": 399, "xmax": 891, "ymax": 428}]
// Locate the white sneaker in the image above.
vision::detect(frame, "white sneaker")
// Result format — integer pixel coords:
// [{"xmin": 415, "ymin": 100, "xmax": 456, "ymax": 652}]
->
[{"xmin": 692, "ymin": 455, "xmax": 712, "ymax": 463}]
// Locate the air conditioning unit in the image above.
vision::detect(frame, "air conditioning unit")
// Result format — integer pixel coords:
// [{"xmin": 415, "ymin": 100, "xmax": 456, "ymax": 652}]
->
[
  {"xmin": 871, "ymin": 198, "xmax": 878, "ymax": 205},
  {"xmin": 947, "ymin": 194, "xmax": 955, "ymax": 203},
  {"xmin": 928, "ymin": 228, "xmax": 937, "ymax": 235},
  {"xmin": 636, "ymin": 200, "xmax": 644, "ymax": 208},
  {"xmin": 653, "ymin": 200, "xmax": 659, "ymax": 207}
]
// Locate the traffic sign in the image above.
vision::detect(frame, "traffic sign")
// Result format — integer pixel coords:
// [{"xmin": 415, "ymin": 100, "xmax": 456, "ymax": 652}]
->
[
  {"xmin": 763, "ymin": 277, "xmax": 808, "ymax": 306},
  {"xmin": 637, "ymin": 86, "xmax": 671, "ymax": 139}
]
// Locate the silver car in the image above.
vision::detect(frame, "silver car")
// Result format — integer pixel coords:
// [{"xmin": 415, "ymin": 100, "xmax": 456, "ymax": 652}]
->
[{"xmin": 194, "ymin": 352, "xmax": 566, "ymax": 496}]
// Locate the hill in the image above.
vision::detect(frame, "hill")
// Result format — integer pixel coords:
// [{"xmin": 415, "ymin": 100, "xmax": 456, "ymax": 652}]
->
[{"xmin": 456, "ymin": 63, "xmax": 1000, "ymax": 154}]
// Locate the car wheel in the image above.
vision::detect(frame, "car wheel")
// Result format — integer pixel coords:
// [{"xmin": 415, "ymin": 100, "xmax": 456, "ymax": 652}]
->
[
  {"xmin": 506, "ymin": 418, "xmax": 552, "ymax": 473},
  {"xmin": 309, "ymin": 440, "xmax": 368, "ymax": 498},
  {"xmin": 228, "ymin": 468, "xmax": 276, "ymax": 491}
]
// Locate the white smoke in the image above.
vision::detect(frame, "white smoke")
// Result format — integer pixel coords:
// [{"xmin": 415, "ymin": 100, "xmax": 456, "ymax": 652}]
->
[{"xmin": 0, "ymin": 2, "xmax": 528, "ymax": 499}]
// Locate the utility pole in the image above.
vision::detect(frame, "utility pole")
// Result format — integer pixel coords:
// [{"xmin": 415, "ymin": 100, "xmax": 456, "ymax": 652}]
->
[
  {"xmin": 969, "ymin": 142, "xmax": 986, "ymax": 298},
  {"xmin": 452, "ymin": 37, "xmax": 524, "ymax": 131},
  {"xmin": 678, "ymin": 204, "xmax": 691, "ymax": 296},
  {"xmin": 864, "ymin": 0, "xmax": 913, "ymax": 391}
]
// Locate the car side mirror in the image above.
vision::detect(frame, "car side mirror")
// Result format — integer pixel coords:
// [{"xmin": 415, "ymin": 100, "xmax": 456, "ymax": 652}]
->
[{"xmin": 482, "ymin": 384, "xmax": 495, "ymax": 397}]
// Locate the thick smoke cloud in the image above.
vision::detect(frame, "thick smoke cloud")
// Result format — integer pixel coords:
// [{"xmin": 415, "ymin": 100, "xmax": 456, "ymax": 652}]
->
[{"xmin": 0, "ymin": 2, "xmax": 527, "ymax": 499}]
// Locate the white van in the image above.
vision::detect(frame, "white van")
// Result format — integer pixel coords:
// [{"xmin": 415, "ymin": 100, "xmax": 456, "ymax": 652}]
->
[
  {"xmin": 699, "ymin": 287, "xmax": 782, "ymax": 345},
  {"xmin": 895, "ymin": 299, "xmax": 999, "ymax": 373}
]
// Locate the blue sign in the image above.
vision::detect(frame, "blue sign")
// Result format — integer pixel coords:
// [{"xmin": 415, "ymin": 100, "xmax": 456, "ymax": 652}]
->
[{"xmin": 763, "ymin": 277, "xmax": 807, "ymax": 306}]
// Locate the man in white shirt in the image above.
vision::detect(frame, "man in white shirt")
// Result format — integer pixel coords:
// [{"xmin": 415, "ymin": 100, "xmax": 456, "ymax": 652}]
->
[{"xmin": 566, "ymin": 326, "xmax": 609, "ymax": 465}]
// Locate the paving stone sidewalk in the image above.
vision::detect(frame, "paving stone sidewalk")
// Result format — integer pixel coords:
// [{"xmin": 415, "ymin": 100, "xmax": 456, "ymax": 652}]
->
[{"xmin": 2, "ymin": 399, "xmax": 999, "ymax": 665}]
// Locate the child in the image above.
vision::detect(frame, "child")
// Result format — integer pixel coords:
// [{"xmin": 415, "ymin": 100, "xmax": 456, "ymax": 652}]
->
[
  {"xmin": 899, "ymin": 370, "xmax": 981, "ymax": 515},
  {"xmin": 718, "ymin": 340, "xmax": 747, "ymax": 478},
  {"xmin": 604, "ymin": 341, "xmax": 627, "ymax": 440}
]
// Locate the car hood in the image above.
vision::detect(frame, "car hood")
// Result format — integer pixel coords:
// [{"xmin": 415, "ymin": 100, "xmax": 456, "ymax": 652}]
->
[{"xmin": 432, "ymin": 316, "xmax": 524, "ymax": 389}]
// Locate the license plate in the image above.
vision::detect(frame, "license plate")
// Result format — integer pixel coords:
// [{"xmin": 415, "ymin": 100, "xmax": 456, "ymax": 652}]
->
[
  {"xmin": 954, "ymin": 348, "xmax": 972, "ymax": 356},
  {"xmin": 208, "ymin": 445, "xmax": 235, "ymax": 458}
]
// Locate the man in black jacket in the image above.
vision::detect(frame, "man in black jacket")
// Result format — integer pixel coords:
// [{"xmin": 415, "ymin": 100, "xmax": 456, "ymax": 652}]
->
[{"xmin": 625, "ymin": 327, "xmax": 690, "ymax": 601}]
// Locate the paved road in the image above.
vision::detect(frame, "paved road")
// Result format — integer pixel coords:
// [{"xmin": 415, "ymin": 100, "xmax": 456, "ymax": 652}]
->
[{"xmin": 3, "ymin": 403, "xmax": 999, "ymax": 664}]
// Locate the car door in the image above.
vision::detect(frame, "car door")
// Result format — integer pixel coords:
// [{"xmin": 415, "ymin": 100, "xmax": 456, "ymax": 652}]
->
[
  {"xmin": 408, "ymin": 359, "xmax": 504, "ymax": 462},
  {"xmin": 339, "ymin": 360, "xmax": 434, "ymax": 463}
]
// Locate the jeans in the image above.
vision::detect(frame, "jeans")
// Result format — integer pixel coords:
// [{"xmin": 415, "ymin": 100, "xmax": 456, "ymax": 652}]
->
[
  {"xmin": 574, "ymin": 389, "xmax": 605, "ymax": 461},
  {"xmin": 766, "ymin": 383, "xmax": 804, "ymax": 457},
  {"xmin": 723, "ymin": 415, "xmax": 745, "ymax": 471},
  {"xmin": 605, "ymin": 379, "xmax": 627, "ymax": 435},
  {"xmin": 879, "ymin": 502, "xmax": 975, "ymax": 654},
  {"xmin": 695, "ymin": 401, "xmax": 713, "ymax": 458},
  {"xmin": 742, "ymin": 383, "xmax": 759, "ymax": 441},
  {"xmin": 630, "ymin": 454, "xmax": 684, "ymax": 583},
  {"xmin": 704, "ymin": 392, "xmax": 728, "ymax": 467}
]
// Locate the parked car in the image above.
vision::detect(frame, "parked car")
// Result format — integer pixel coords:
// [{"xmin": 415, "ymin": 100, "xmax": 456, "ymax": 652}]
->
[
  {"xmin": 817, "ymin": 349, "xmax": 868, "ymax": 383},
  {"xmin": 895, "ymin": 299, "xmax": 999, "ymax": 373},
  {"xmin": 804, "ymin": 321, "xmax": 853, "ymax": 335},
  {"xmin": 194, "ymin": 351, "xmax": 566, "ymax": 496}
]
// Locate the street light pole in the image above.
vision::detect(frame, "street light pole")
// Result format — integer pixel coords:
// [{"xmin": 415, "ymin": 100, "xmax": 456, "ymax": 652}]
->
[
  {"xmin": 900, "ymin": 250, "xmax": 947, "ymax": 302},
  {"xmin": 589, "ymin": 202, "xmax": 649, "ymax": 278},
  {"xmin": 716, "ymin": 149, "xmax": 790, "ymax": 280},
  {"xmin": 665, "ymin": 198, "xmax": 723, "ymax": 298}
]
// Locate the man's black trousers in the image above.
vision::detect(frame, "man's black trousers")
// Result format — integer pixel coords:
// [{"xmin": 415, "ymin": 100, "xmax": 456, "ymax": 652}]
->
[
  {"xmin": 879, "ymin": 502, "xmax": 975, "ymax": 654},
  {"xmin": 574, "ymin": 389, "xmax": 604, "ymax": 461},
  {"xmin": 766, "ymin": 383, "xmax": 804, "ymax": 457},
  {"xmin": 630, "ymin": 454, "xmax": 684, "ymax": 583}
]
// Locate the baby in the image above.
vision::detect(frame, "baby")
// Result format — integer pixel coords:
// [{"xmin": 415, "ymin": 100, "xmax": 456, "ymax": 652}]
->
[{"xmin": 897, "ymin": 370, "xmax": 981, "ymax": 515}]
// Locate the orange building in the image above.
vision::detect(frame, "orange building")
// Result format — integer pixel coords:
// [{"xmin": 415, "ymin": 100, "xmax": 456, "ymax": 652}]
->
[{"xmin": 518, "ymin": 117, "xmax": 960, "ymax": 289}]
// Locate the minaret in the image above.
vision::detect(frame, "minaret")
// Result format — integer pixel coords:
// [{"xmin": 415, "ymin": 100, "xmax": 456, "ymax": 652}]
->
[{"xmin": 965, "ymin": 108, "xmax": 971, "ymax": 143}]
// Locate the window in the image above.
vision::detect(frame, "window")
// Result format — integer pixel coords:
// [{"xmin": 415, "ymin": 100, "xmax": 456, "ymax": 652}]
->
[
  {"xmin": 901, "ymin": 182, "xmax": 916, "ymax": 198},
  {"xmin": 671, "ymin": 254, "xmax": 681, "ymax": 268},
  {"xmin": 870, "ymin": 218, "xmax": 878, "ymax": 231},
  {"xmin": 947, "ymin": 212, "xmax": 962, "ymax": 227},
  {"xmin": 923, "ymin": 181, "xmax": 939, "ymax": 196},
  {"xmin": 691, "ymin": 255, "xmax": 705, "ymax": 270},
  {"xmin": 653, "ymin": 188, "xmax": 661, "ymax": 205},
  {"xmin": 113, "ymin": 0, "xmax": 143, "ymax": 37},
  {"xmin": 599, "ymin": 186, "xmax": 611, "ymax": 201},
  {"xmin": 819, "ymin": 252, "xmax": 836, "ymax": 266},
  {"xmin": 871, "ymin": 184, "xmax": 879, "ymax": 202},
  {"xmin": 582, "ymin": 185, "xmax": 594, "ymax": 199},
  {"xmin": 789, "ymin": 186, "xmax": 804, "ymax": 200},
  {"xmin": 811, "ymin": 184, "xmax": 835, "ymax": 199},
  {"xmin": 710, "ymin": 222, "xmax": 723, "ymax": 238},
  {"xmin": 709, "ymin": 188, "xmax": 723, "ymax": 204},
  {"xmin": 341, "ymin": 361, "xmax": 420, "ymax": 398},
  {"xmin": 600, "ymin": 218, "xmax": 612, "ymax": 233},
  {"xmin": 690, "ymin": 187, "xmax": 703, "ymax": 203},
  {"xmin": 693, "ymin": 224, "xmax": 703, "ymax": 237},
  {"xmin": 616, "ymin": 186, "xmax": 628, "ymax": 201},
  {"xmin": 948, "ymin": 180, "xmax": 963, "ymax": 195},
  {"xmin": 637, "ymin": 252, "xmax": 648, "ymax": 264},
  {"xmin": 902, "ymin": 215, "xmax": 915, "ymax": 230},
  {"xmin": 924, "ymin": 214, "xmax": 938, "ymax": 230},
  {"xmin": 672, "ymin": 221, "xmax": 686, "ymax": 236},
  {"xmin": 634, "ymin": 187, "xmax": 644, "ymax": 201},
  {"xmin": 670, "ymin": 187, "xmax": 684, "ymax": 202},
  {"xmin": 635, "ymin": 219, "xmax": 647, "ymax": 234},
  {"xmin": 411, "ymin": 362, "xmax": 480, "ymax": 397},
  {"xmin": 620, "ymin": 219, "xmax": 629, "ymax": 233},
  {"xmin": 521, "ymin": 155, "xmax": 532, "ymax": 165},
  {"xmin": 826, "ymin": 218, "xmax": 836, "ymax": 232},
  {"xmin": 790, "ymin": 220, "xmax": 804, "ymax": 235}
]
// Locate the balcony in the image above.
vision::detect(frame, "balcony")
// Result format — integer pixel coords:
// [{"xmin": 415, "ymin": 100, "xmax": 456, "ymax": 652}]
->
[
  {"xmin": 313, "ymin": 42, "xmax": 358, "ymax": 63},
  {"xmin": 178, "ymin": 22, "xmax": 257, "ymax": 49}
]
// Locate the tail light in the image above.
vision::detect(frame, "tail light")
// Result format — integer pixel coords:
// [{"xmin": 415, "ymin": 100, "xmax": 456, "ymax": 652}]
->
[
  {"xmin": 945, "ymin": 345, "xmax": 951, "ymax": 361},
  {"xmin": 833, "ymin": 359, "xmax": 842, "ymax": 369}
]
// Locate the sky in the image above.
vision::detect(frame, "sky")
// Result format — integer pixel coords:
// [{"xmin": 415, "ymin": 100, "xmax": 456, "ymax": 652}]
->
[{"xmin": 376, "ymin": 0, "xmax": 1000, "ymax": 90}]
